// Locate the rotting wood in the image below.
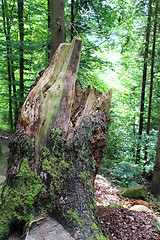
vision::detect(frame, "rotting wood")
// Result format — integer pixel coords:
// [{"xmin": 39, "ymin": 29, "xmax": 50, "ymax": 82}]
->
[{"xmin": 1, "ymin": 38, "xmax": 111, "ymax": 240}]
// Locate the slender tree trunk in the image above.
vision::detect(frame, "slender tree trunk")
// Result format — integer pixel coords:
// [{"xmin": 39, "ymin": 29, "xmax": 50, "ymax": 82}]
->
[
  {"xmin": 50, "ymin": 0, "xmax": 65, "ymax": 58},
  {"xmin": 136, "ymin": 0, "xmax": 152, "ymax": 164},
  {"xmin": 47, "ymin": 0, "xmax": 51, "ymax": 60},
  {"xmin": 11, "ymin": 66, "xmax": 19, "ymax": 127},
  {"xmin": 2, "ymin": 0, "xmax": 13, "ymax": 133},
  {"xmin": 144, "ymin": 0, "xmax": 158, "ymax": 163},
  {"xmin": 0, "ymin": 39, "xmax": 111, "ymax": 240},
  {"xmin": 151, "ymin": 120, "xmax": 160, "ymax": 195},
  {"xmin": 18, "ymin": 0, "xmax": 24, "ymax": 106},
  {"xmin": 71, "ymin": 0, "xmax": 75, "ymax": 40}
]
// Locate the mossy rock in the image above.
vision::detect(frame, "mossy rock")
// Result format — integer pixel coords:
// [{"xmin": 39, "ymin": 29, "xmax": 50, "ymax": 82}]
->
[{"xmin": 121, "ymin": 185, "xmax": 148, "ymax": 201}]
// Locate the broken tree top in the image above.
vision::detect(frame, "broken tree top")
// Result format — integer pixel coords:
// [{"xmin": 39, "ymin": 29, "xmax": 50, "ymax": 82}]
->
[{"xmin": 17, "ymin": 38, "xmax": 112, "ymax": 142}]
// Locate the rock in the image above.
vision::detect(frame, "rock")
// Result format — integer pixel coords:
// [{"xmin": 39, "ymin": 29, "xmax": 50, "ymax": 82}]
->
[
  {"xmin": 130, "ymin": 205, "xmax": 160, "ymax": 225},
  {"xmin": 122, "ymin": 185, "xmax": 148, "ymax": 201},
  {"xmin": 25, "ymin": 216, "xmax": 74, "ymax": 240},
  {"xmin": 130, "ymin": 205, "xmax": 152, "ymax": 212}
]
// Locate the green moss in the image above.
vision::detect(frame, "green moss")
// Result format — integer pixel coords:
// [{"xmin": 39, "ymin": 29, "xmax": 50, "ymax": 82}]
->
[
  {"xmin": 40, "ymin": 128, "xmax": 72, "ymax": 211},
  {"xmin": 122, "ymin": 185, "xmax": 148, "ymax": 201},
  {"xmin": 89, "ymin": 222, "xmax": 108, "ymax": 239},
  {"xmin": 66, "ymin": 209, "xmax": 85, "ymax": 226},
  {"xmin": 89, "ymin": 233, "xmax": 108, "ymax": 240},
  {"xmin": 0, "ymin": 158, "xmax": 43, "ymax": 239},
  {"xmin": 0, "ymin": 125, "xmax": 107, "ymax": 239},
  {"xmin": 106, "ymin": 203, "xmax": 122, "ymax": 209}
]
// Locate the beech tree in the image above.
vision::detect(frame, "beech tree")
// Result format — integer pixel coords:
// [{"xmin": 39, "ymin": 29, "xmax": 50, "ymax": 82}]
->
[
  {"xmin": 1, "ymin": 0, "xmax": 14, "ymax": 133},
  {"xmin": 0, "ymin": 38, "xmax": 111, "ymax": 240},
  {"xmin": 18, "ymin": 0, "xmax": 24, "ymax": 105},
  {"xmin": 49, "ymin": 0, "xmax": 65, "ymax": 58}
]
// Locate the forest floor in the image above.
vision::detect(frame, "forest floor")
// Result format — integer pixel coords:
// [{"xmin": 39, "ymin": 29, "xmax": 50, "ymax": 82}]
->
[{"xmin": 95, "ymin": 175, "xmax": 160, "ymax": 239}]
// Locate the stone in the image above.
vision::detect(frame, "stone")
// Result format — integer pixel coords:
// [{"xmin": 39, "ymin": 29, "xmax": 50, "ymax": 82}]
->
[
  {"xmin": 25, "ymin": 216, "xmax": 74, "ymax": 240},
  {"xmin": 130, "ymin": 205, "xmax": 152, "ymax": 212},
  {"xmin": 121, "ymin": 185, "xmax": 148, "ymax": 201},
  {"xmin": 130, "ymin": 205, "xmax": 160, "ymax": 225}
]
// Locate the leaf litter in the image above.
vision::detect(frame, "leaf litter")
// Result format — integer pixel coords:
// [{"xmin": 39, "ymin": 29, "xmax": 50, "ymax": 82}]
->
[{"xmin": 94, "ymin": 175, "xmax": 160, "ymax": 239}]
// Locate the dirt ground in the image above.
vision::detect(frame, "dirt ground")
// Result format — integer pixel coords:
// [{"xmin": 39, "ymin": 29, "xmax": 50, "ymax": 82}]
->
[{"xmin": 94, "ymin": 175, "xmax": 160, "ymax": 240}]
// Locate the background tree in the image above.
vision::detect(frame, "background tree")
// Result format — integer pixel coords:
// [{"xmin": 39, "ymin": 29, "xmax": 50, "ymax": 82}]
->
[
  {"xmin": 49, "ymin": 0, "xmax": 65, "ymax": 58},
  {"xmin": 0, "ymin": 0, "xmax": 49, "ymax": 132},
  {"xmin": 144, "ymin": 0, "xmax": 159, "ymax": 164},
  {"xmin": 136, "ymin": 0, "xmax": 152, "ymax": 164},
  {"xmin": 17, "ymin": 0, "xmax": 24, "ymax": 106},
  {"xmin": 1, "ymin": 0, "xmax": 15, "ymax": 133}
]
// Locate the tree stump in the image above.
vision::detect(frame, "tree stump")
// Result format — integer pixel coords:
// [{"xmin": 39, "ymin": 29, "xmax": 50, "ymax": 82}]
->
[{"xmin": 0, "ymin": 38, "xmax": 111, "ymax": 240}]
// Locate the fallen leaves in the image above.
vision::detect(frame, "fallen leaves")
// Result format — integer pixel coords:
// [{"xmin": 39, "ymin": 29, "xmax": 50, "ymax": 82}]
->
[{"xmin": 94, "ymin": 175, "xmax": 160, "ymax": 240}]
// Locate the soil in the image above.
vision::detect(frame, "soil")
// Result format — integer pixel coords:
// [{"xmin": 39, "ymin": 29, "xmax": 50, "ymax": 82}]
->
[{"xmin": 94, "ymin": 175, "xmax": 160, "ymax": 240}]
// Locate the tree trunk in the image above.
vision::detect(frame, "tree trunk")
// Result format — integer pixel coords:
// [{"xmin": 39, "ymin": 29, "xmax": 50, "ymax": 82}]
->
[
  {"xmin": 0, "ymin": 38, "xmax": 111, "ymax": 240},
  {"xmin": 2, "ymin": 0, "xmax": 13, "ymax": 133},
  {"xmin": 50, "ymin": 0, "xmax": 65, "ymax": 58},
  {"xmin": 144, "ymin": 0, "xmax": 158, "ymax": 163},
  {"xmin": 71, "ymin": 0, "xmax": 75, "ymax": 40},
  {"xmin": 47, "ymin": 0, "xmax": 51, "ymax": 60},
  {"xmin": 136, "ymin": 0, "xmax": 152, "ymax": 164},
  {"xmin": 18, "ymin": 0, "xmax": 24, "ymax": 106},
  {"xmin": 151, "ymin": 120, "xmax": 160, "ymax": 195}
]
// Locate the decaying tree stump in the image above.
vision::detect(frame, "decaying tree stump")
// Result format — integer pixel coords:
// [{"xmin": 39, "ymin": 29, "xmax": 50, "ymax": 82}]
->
[{"xmin": 0, "ymin": 38, "xmax": 111, "ymax": 240}]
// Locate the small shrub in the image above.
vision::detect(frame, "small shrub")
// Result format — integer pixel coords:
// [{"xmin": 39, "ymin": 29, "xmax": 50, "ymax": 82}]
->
[{"xmin": 104, "ymin": 161, "xmax": 143, "ymax": 188}]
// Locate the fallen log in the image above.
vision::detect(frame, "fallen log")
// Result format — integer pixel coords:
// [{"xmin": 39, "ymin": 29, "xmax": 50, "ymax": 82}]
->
[{"xmin": 0, "ymin": 38, "xmax": 111, "ymax": 240}]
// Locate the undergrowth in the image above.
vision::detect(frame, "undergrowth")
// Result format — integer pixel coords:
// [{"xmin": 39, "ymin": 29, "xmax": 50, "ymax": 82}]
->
[{"xmin": 100, "ymin": 159, "xmax": 144, "ymax": 188}]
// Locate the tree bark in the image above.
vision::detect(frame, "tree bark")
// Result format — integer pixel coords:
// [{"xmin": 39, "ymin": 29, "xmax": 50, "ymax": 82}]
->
[
  {"xmin": 47, "ymin": 0, "xmax": 51, "ymax": 60},
  {"xmin": 2, "ymin": 0, "xmax": 13, "ymax": 133},
  {"xmin": 136, "ymin": 0, "xmax": 152, "ymax": 164},
  {"xmin": 18, "ymin": 0, "xmax": 24, "ymax": 106},
  {"xmin": 50, "ymin": 0, "xmax": 65, "ymax": 58},
  {"xmin": 151, "ymin": 120, "xmax": 160, "ymax": 195},
  {"xmin": 71, "ymin": 0, "xmax": 75, "ymax": 40},
  {"xmin": 0, "ymin": 38, "xmax": 111, "ymax": 240}
]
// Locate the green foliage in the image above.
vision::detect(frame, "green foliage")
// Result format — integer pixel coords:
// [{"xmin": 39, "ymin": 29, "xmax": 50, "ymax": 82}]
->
[
  {"xmin": 0, "ymin": 0, "xmax": 49, "ymax": 131},
  {"xmin": 106, "ymin": 161, "xmax": 142, "ymax": 188},
  {"xmin": 0, "ymin": 158, "xmax": 43, "ymax": 239}
]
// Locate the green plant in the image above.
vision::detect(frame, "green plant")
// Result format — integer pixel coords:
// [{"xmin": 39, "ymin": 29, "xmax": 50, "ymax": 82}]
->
[{"xmin": 106, "ymin": 161, "xmax": 142, "ymax": 188}]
